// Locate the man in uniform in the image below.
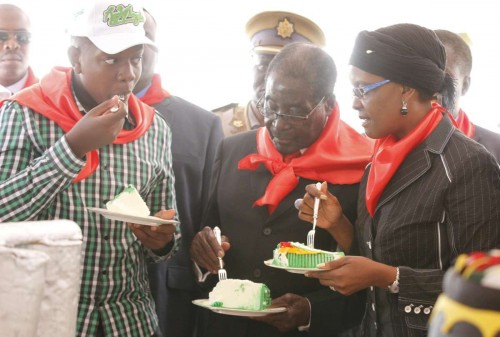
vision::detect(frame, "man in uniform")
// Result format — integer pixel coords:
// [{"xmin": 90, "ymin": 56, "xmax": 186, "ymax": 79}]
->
[{"xmin": 212, "ymin": 11, "xmax": 325, "ymax": 137}]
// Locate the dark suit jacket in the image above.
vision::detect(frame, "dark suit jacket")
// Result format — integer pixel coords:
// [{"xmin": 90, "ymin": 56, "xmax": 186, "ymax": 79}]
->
[
  {"xmin": 473, "ymin": 124, "xmax": 500, "ymax": 164},
  {"xmin": 147, "ymin": 96, "xmax": 223, "ymax": 337},
  {"xmin": 355, "ymin": 117, "xmax": 500, "ymax": 337},
  {"xmin": 196, "ymin": 130, "xmax": 365, "ymax": 337}
]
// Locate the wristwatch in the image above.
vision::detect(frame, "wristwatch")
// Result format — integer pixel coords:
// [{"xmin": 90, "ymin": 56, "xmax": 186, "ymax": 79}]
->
[{"xmin": 388, "ymin": 267, "xmax": 400, "ymax": 293}]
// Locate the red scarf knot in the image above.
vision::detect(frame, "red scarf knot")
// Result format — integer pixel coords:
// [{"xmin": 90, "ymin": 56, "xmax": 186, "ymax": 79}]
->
[{"xmin": 238, "ymin": 103, "xmax": 373, "ymax": 214}]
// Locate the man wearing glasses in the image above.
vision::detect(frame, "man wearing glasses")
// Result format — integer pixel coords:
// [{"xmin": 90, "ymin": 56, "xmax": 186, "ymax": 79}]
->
[
  {"xmin": 212, "ymin": 11, "xmax": 326, "ymax": 137},
  {"xmin": 0, "ymin": 4, "xmax": 38, "ymax": 96},
  {"xmin": 190, "ymin": 43, "xmax": 373, "ymax": 337}
]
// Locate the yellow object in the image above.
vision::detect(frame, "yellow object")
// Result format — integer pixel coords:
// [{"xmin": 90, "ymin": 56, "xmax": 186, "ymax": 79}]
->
[
  {"xmin": 454, "ymin": 254, "xmax": 468, "ymax": 272},
  {"xmin": 277, "ymin": 246, "xmax": 318, "ymax": 255},
  {"xmin": 431, "ymin": 295, "xmax": 500, "ymax": 337}
]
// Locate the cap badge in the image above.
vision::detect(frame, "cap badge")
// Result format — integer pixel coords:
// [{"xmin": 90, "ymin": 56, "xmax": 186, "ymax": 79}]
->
[
  {"xmin": 103, "ymin": 4, "xmax": 144, "ymax": 27},
  {"xmin": 276, "ymin": 18, "xmax": 295, "ymax": 39}
]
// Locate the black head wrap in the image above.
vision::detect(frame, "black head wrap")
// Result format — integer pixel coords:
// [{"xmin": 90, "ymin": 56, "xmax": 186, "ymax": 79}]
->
[{"xmin": 349, "ymin": 23, "xmax": 449, "ymax": 96}]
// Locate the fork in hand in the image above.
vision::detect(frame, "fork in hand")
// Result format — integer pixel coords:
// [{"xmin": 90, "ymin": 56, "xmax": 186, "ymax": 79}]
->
[
  {"xmin": 213, "ymin": 226, "xmax": 227, "ymax": 280},
  {"xmin": 307, "ymin": 182, "xmax": 323, "ymax": 248}
]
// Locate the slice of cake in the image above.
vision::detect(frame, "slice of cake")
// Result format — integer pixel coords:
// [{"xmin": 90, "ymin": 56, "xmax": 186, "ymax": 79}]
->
[
  {"xmin": 208, "ymin": 279, "xmax": 271, "ymax": 310},
  {"xmin": 272, "ymin": 242, "xmax": 344, "ymax": 268},
  {"xmin": 106, "ymin": 185, "xmax": 150, "ymax": 217}
]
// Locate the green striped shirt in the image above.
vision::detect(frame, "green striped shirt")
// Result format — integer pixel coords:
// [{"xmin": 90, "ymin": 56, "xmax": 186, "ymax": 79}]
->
[{"xmin": 0, "ymin": 99, "xmax": 180, "ymax": 337}]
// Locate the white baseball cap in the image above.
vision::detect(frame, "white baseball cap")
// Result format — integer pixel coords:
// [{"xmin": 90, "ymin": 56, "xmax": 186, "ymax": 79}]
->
[{"xmin": 67, "ymin": 0, "xmax": 155, "ymax": 55}]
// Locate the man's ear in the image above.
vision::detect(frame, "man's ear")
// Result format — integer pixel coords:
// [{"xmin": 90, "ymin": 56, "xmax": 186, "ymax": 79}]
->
[
  {"xmin": 462, "ymin": 75, "xmax": 471, "ymax": 96},
  {"xmin": 68, "ymin": 46, "xmax": 82, "ymax": 74}
]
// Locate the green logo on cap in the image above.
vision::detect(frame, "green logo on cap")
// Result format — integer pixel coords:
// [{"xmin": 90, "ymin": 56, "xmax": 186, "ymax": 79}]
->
[{"xmin": 103, "ymin": 4, "xmax": 144, "ymax": 27}]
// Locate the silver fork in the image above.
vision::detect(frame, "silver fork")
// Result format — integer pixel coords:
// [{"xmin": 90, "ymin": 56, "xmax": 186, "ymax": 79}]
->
[
  {"xmin": 213, "ymin": 226, "xmax": 227, "ymax": 280},
  {"xmin": 307, "ymin": 182, "xmax": 323, "ymax": 248}
]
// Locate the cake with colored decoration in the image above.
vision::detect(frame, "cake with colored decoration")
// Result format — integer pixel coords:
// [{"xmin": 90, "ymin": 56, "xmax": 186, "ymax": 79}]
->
[
  {"xmin": 106, "ymin": 185, "xmax": 150, "ymax": 217},
  {"xmin": 208, "ymin": 279, "xmax": 271, "ymax": 310},
  {"xmin": 428, "ymin": 250, "xmax": 500, "ymax": 337},
  {"xmin": 272, "ymin": 242, "xmax": 344, "ymax": 268}
]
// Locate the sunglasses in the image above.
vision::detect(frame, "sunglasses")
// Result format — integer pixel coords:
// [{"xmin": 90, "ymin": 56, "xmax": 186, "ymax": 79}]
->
[
  {"xmin": 0, "ymin": 30, "xmax": 31, "ymax": 44},
  {"xmin": 353, "ymin": 79, "xmax": 391, "ymax": 99}
]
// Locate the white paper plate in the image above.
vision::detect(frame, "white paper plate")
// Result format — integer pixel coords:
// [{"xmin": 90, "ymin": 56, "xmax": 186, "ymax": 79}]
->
[
  {"xmin": 87, "ymin": 207, "xmax": 179, "ymax": 226},
  {"xmin": 263, "ymin": 259, "xmax": 325, "ymax": 274},
  {"xmin": 192, "ymin": 299, "xmax": 286, "ymax": 317}
]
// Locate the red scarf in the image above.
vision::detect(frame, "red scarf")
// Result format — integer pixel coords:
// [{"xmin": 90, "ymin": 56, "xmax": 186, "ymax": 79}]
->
[
  {"xmin": 4, "ymin": 66, "xmax": 155, "ymax": 182},
  {"xmin": 238, "ymin": 103, "xmax": 373, "ymax": 213},
  {"xmin": 23, "ymin": 67, "xmax": 39, "ymax": 89},
  {"xmin": 139, "ymin": 74, "xmax": 171, "ymax": 106},
  {"xmin": 366, "ymin": 105, "xmax": 445, "ymax": 217},
  {"xmin": 454, "ymin": 108, "xmax": 475, "ymax": 138}
]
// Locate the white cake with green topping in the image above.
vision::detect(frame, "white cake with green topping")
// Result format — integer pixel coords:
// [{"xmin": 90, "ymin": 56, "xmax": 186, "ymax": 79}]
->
[
  {"xmin": 208, "ymin": 279, "xmax": 271, "ymax": 310},
  {"xmin": 106, "ymin": 185, "xmax": 150, "ymax": 217}
]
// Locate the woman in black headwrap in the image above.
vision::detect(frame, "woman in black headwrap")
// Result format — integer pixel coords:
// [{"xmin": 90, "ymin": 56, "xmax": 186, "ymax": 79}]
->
[{"xmin": 299, "ymin": 23, "xmax": 500, "ymax": 337}]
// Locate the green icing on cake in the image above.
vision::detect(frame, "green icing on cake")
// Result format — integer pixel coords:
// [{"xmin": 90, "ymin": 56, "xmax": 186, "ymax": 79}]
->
[
  {"xmin": 106, "ymin": 184, "xmax": 150, "ymax": 217},
  {"xmin": 272, "ymin": 241, "xmax": 344, "ymax": 268},
  {"xmin": 208, "ymin": 279, "xmax": 271, "ymax": 310}
]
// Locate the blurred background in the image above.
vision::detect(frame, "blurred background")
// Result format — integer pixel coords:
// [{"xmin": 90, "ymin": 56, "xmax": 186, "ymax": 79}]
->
[{"xmin": 9, "ymin": 0, "xmax": 500, "ymax": 132}]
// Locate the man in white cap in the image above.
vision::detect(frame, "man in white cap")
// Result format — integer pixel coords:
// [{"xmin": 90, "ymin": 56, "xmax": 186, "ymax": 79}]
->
[
  {"xmin": 212, "ymin": 11, "xmax": 326, "ymax": 137},
  {"xmin": 0, "ymin": 1, "xmax": 179, "ymax": 336}
]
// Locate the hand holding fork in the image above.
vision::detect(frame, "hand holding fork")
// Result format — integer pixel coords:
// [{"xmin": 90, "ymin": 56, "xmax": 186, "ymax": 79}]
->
[
  {"xmin": 213, "ymin": 226, "xmax": 227, "ymax": 280},
  {"xmin": 307, "ymin": 182, "xmax": 323, "ymax": 248}
]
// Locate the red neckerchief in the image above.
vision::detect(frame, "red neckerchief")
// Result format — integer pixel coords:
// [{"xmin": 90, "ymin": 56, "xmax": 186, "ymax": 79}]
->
[
  {"xmin": 238, "ymin": 103, "xmax": 374, "ymax": 213},
  {"xmin": 22, "ymin": 67, "xmax": 39, "ymax": 89},
  {"xmin": 3, "ymin": 66, "xmax": 155, "ymax": 182},
  {"xmin": 454, "ymin": 108, "xmax": 475, "ymax": 138},
  {"xmin": 366, "ymin": 105, "xmax": 445, "ymax": 217},
  {"xmin": 139, "ymin": 74, "xmax": 171, "ymax": 106}
]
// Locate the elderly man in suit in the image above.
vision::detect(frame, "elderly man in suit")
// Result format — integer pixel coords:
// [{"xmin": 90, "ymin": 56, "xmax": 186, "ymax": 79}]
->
[
  {"xmin": 133, "ymin": 9, "xmax": 224, "ymax": 337},
  {"xmin": 191, "ymin": 43, "xmax": 373, "ymax": 337},
  {"xmin": 435, "ymin": 29, "xmax": 500, "ymax": 163}
]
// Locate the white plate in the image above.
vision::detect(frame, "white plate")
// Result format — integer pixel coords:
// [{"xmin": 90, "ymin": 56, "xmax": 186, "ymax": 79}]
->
[
  {"xmin": 192, "ymin": 299, "xmax": 286, "ymax": 317},
  {"xmin": 87, "ymin": 207, "xmax": 180, "ymax": 226},
  {"xmin": 264, "ymin": 259, "xmax": 325, "ymax": 274}
]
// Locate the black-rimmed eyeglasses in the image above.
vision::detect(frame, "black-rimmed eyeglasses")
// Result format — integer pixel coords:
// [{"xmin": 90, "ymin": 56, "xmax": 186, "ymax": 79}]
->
[
  {"xmin": 0, "ymin": 30, "xmax": 31, "ymax": 45},
  {"xmin": 256, "ymin": 96, "xmax": 326, "ymax": 123},
  {"xmin": 353, "ymin": 79, "xmax": 390, "ymax": 99}
]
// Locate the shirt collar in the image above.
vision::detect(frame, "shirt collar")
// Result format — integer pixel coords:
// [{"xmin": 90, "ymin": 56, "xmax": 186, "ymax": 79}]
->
[
  {"xmin": 6, "ymin": 71, "xmax": 28, "ymax": 94},
  {"xmin": 134, "ymin": 82, "xmax": 152, "ymax": 99}
]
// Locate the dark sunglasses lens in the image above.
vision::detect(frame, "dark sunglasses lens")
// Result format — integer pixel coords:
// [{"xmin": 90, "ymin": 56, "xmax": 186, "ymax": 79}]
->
[
  {"xmin": 16, "ymin": 32, "xmax": 31, "ymax": 44},
  {"xmin": 0, "ymin": 32, "xmax": 8, "ymax": 42},
  {"xmin": 0, "ymin": 31, "xmax": 31, "ymax": 44}
]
